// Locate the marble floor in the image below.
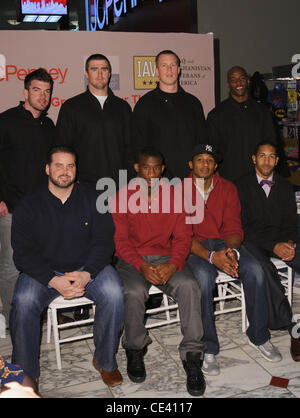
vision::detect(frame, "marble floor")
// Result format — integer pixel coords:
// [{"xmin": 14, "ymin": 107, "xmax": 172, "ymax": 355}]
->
[{"xmin": 1, "ymin": 285, "xmax": 300, "ymax": 400}]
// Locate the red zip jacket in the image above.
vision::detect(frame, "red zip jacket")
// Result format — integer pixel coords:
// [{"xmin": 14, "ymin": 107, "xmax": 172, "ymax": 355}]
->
[
  {"xmin": 111, "ymin": 178, "xmax": 192, "ymax": 271},
  {"xmin": 186, "ymin": 173, "xmax": 244, "ymax": 242}
]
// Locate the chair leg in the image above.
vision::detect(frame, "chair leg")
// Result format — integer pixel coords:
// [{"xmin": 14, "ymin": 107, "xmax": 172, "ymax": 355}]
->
[
  {"xmin": 218, "ymin": 283, "xmax": 227, "ymax": 311},
  {"xmin": 163, "ymin": 294, "xmax": 171, "ymax": 321},
  {"xmin": 288, "ymin": 268, "xmax": 293, "ymax": 306},
  {"xmin": 46, "ymin": 308, "xmax": 51, "ymax": 344},
  {"xmin": 241, "ymin": 284, "xmax": 247, "ymax": 333},
  {"xmin": 51, "ymin": 307, "xmax": 62, "ymax": 370}
]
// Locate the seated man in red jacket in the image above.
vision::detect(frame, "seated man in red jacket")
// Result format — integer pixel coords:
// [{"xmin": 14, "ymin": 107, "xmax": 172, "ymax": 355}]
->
[
  {"xmin": 187, "ymin": 144, "xmax": 281, "ymax": 376},
  {"xmin": 111, "ymin": 146, "xmax": 206, "ymax": 397}
]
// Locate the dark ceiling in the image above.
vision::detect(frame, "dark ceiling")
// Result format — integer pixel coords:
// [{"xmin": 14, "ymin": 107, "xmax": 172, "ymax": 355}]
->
[
  {"xmin": 0, "ymin": 0, "xmax": 84, "ymax": 31},
  {"xmin": 0, "ymin": 0, "xmax": 196, "ymax": 32}
]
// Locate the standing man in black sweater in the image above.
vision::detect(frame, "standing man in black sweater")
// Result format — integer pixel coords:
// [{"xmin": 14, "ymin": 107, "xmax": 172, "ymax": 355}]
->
[
  {"xmin": 207, "ymin": 66, "xmax": 277, "ymax": 182},
  {"xmin": 56, "ymin": 53, "xmax": 132, "ymax": 190},
  {"xmin": 131, "ymin": 50, "xmax": 208, "ymax": 180},
  {"xmin": 10, "ymin": 146, "xmax": 124, "ymax": 389},
  {"xmin": 0, "ymin": 68, "xmax": 55, "ymax": 325},
  {"xmin": 235, "ymin": 141, "xmax": 300, "ymax": 362}
]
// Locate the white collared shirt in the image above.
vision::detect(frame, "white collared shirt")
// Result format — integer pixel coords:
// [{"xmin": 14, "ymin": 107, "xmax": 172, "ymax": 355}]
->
[{"xmin": 256, "ymin": 173, "xmax": 274, "ymax": 197}]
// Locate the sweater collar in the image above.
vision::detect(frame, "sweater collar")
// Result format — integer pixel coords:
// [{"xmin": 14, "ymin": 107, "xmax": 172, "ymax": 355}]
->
[
  {"xmin": 188, "ymin": 171, "xmax": 220, "ymax": 186},
  {"xmin": 154, "ymin": 84, "xmax": 185, "ymax": 97},
  {"xmin": 44, "ymin": 182, "xmax": 80, "ymax": 207},
  {"xmin": 18, "ymin": 102, "xmax": 48, "ymax": 121}
]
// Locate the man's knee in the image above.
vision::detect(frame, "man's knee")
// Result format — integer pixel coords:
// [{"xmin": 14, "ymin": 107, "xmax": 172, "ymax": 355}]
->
[
  {"xmin": 11, "ymin": 274, "xmax": 44, "ymax": 315},
  {"xmin": 93, "ymin": 265, "xmax": 124, "ymax": 303},
  {"xmin": 239, "ymin": 254, "xmax": 265, "ymax": 287},
  {"xmin": 188, "ymin": 257, "xmax": 217, "ymax": 293},
  {"xmin": 123, "ymin": 280, "xmax": 148, "ymax": 304}
]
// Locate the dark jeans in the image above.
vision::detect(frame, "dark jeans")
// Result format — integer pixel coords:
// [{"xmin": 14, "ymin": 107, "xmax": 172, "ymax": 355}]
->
[
  {"xmin": 188, "ymin": 239, "xmax": 269, "ymax": 355},
  {"xmin": 10, "ymin": 265, "xmax": 124, "ymax": 379},
  {"xmin": 243, "ymin": 241, "xmax": 297, "ymax": 332},
  {"xmin": 116, "ymin": 255, "xmax": 205, "ymax": 361}
]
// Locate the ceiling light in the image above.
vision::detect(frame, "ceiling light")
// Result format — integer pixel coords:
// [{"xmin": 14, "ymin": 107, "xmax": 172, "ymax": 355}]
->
[
  {"xmin": 7, "ymin": 20, "xmax": 22, "ymax": 25},
  {"xmin": 23, "ymin": 15, "xmax": 37, "ymax": 22},
  {"xmin": 36, "ymin": 15, "xmax": 49, "ymax": 23},
  {"xmin": 46, "ymin": 15, "xmax": 62, "ymax": 23}
]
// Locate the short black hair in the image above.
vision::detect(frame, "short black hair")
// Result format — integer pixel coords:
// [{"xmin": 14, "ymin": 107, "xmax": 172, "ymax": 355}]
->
[
  {"xmin": 24, "ymin": 68, "xmax": 54, "ymax": 91},
  {"xmin": 46, "ymin": 145, "xmax": 77, "ymax": 165},
  {"xmin": 253, "ymin": 141, "xmax": 278, "ymax": 156},
  {"xmin": 137, "ymin": 146, "xmax": 165, "ymax": 165},
  {"xmin": 85, "ymin": 54, "xmax": 112, "ymax": 73},
  {"xmin": 155, "ymin": 50, "xmax": 180, "ymax": 67},
  {"xmin": 227, "ymin": 66, "xmax": 248, "ymax": 81}
]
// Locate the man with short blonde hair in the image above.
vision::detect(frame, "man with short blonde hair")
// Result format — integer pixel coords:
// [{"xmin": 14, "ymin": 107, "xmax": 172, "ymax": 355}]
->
[{"xmin": 131, "ymin": 50, "xmax": 207, "ymax": 180}]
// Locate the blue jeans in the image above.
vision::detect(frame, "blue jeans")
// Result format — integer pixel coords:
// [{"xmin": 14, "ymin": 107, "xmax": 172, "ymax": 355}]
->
[
  {"xmin": 10, "ymin": 265, "xmax": 124, "ymax": 379},
  {"xmin": 188, "ymin": 239, "xmax": 269, "ymax": 354}
]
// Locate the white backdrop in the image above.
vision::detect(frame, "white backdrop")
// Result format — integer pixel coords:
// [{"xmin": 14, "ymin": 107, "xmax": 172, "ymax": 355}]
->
[{"xmin": 0, "ymin": 30, "xmax": 214, "ymax": 122}]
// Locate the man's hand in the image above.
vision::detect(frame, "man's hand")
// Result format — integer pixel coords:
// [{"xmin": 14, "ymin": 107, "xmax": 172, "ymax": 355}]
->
[
  {"xmin": 64, "ymin": 271, "xmax": 91, "ymax": 290},
  {"xmin": 49, "ymin": 271, "xmax": 91, "ymax": 299},
  {"xmin": 154, "ymin": 263, "xmax": 177, "ymax": 284},
  {"xmin": 0, "ymin": 201, "xmax": 8, "ymax": 217},
  {"xmin": 273, "ymin": 242, "xmax": 295, "ymax": 261},
  {"xmin": 211, "ymin": 249, "xmax": 239, "ymax": 277},
  {"xmin": 140, "ymin": 262, "xmax": 163, "ymax": 285}
]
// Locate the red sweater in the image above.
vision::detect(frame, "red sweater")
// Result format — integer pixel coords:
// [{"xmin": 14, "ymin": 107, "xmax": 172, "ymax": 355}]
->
[
  {"xmin": 111, "ymin": 178, "xmax": 192, "ymax": 271},
  {"xmin": 185, "ymin": 173, "xmax": 244, "ymax": 243}
]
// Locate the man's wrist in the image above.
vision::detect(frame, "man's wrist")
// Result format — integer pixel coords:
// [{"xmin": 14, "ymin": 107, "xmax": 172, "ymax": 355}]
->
[
  {"xmin": 209, "ymin": 251, "xmax": 216, "ymax": 264},
  {"xmin": 231, "ymin": 248, "xmax": 240, "ymax": 260}
]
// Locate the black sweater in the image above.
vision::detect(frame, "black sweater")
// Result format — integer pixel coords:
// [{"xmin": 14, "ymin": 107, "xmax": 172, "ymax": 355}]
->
[
  {"xmin": 11, "ymin": 183, "xmax": 115, "ymax": 286},
  {"xmin": 0, "ymin": 104, "xmax": 55, "ymax": 212},
  {"xmin": 207, "ymin": 96, "xmax": 277, "ymax": 182},
  {"xmin": 131, "ymin": 86, "xmax": 208, "ymax": 180},
  {"xmin": 56, "ymin": 89, "xmax": 133, "ymax": 187},
  {"xmin": 235, "ymin": 171, "xmax": 298, "ymax": 252}
]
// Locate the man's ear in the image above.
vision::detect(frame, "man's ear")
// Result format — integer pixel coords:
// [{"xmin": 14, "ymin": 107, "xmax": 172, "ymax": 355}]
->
[
  {"xmin": 214, "ymin": 163, "xmax": 218, "ymax": 172},
  {"xmin": 252, "ymin": 155, "xmax": 256, "ymax": 165},
  {"xmin": 134, "ymin": 163, "xmax": 139, "ymax": 173},
  {"xmin": 275, "ymin": 156, "xmax": 279, "ymax": 166},
  {"xmin": 23, "ymin": 88, "xmax": 28, "ymax": 101},
  {"xmin": 188, "ymin": 160, "xmax": 193, "ymax": 170},
  {"xmin": 45, "ymin": 164, "xmax": 50, "ymax": 176}
]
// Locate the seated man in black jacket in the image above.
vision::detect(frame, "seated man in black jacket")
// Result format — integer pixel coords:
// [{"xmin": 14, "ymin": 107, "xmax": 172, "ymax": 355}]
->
[
  {"xmin": 235, "ymin": 141, "xmax": 300, "ymax": 362},
  {"xmin": 10, "ymin": 146, "xmax": 124, "ymax": 391}
]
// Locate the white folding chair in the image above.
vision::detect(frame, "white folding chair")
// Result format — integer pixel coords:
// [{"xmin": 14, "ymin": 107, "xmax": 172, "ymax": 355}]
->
[
  {"xmin": 47, "ymin": 296, "xmax": 95, "ymax": 369},
  {"xmin": 144, "ymin": 285, "xmax": 180, "ymax": 329},
  {"xmin": 271, "ymin": 257, "xmax": 293, "ymax": 305},
  {"xmin": 214, "ymin": 272, "xmax": 246, "ymax": 332},
  {"xmin": 144, "ymin": 275, "xmax": 247, "ymax": 332}
]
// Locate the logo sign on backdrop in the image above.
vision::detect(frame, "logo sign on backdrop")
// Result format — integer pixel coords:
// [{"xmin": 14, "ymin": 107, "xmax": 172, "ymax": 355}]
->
[
  {"xmin": 0, "ymin": 31, "xmax": 214, "ymax": 122},
  {"xmin": 133, "ymin": 56, "xmax": 158, "ymax": 90},
  {"xmin": 86, "ymin": 0, "xmax": 165, "ymax": 31}
]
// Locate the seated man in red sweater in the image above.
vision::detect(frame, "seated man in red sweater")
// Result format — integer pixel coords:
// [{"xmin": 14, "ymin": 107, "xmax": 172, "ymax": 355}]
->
[
  {"xmin": 186, "ymin": 144, "xmax": 281, "ymax": 376},
  {"xmin": 111, "ymin": 146, "xmax": 206, "ymax": 397}
]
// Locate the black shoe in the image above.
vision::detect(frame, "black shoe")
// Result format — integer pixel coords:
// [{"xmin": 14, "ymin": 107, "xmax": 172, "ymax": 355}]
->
[
  {"xmin": 74, "ymin": 307, "xmax": 90, "ymax": 321},
  {"xmin": 125, "ymin": 348, "xmax": 146, "ymax": 383},
  {"xmin": 182, "ymin": 352, "xmax": 206, "ymax": 396}
]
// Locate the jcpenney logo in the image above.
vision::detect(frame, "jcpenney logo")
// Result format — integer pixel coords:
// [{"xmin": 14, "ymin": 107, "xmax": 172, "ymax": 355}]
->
[{"xmin": 0, "ymin": 61, "xmax": 68, "ymax": 84}]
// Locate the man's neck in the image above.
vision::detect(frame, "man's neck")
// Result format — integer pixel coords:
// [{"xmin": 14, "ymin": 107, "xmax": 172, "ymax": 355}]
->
[
  {"xmin": 193, "ymin": 174, "xmax": 213, "ymax": 192},
  {"xmin": 88, "ymin": 85, "xmax": 108, "ymax": 97},
  {"xmin": 159, "ymin": 83, "xmax": 178, "ymax": 94},
  {"xmin": 230, "ymin": 92, "xmax": 248, "ymax": 103},
  {"xmin": 255, "ymin": 168, "xmax": 274, "ymax": 180},
  {"xmin": 48, "ymin": 183, "xmax": 74, "ymax": 204},
  {"xmin": 23, "ymin": 102, "xmax": 41, "ymax": 119}
]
